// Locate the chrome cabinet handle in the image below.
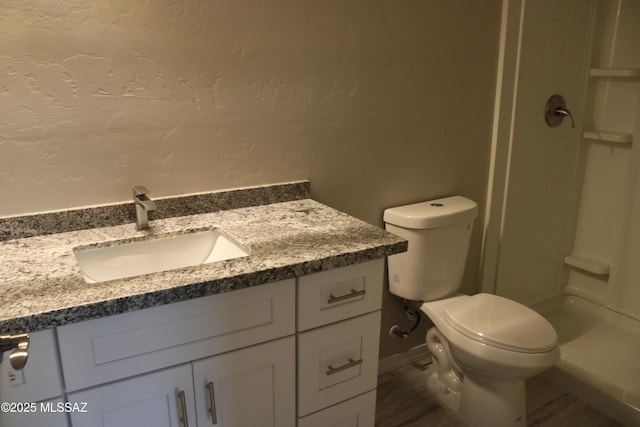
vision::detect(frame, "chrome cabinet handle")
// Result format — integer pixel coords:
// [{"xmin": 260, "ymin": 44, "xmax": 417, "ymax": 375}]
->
[
  {"xmin": 206, "ymin": 381, "xmax": 218, "ymax": 425},
  {"xmin": 327, "ymin": 289, "xmax": 366, "ymax": 304},
  {"xmin": 545, "ymin": 94, "xmax": 575, "ymax": 128},
  {"xmin": 326, "ymin": 358, "xmax": 363, "ymax": 376},
  {"xmin": 176, "ymin": 388, "xmax": 189, "ymax": 427}
]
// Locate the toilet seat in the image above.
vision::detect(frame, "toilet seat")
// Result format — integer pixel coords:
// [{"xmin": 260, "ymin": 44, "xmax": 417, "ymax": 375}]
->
[
  {"xmin": 422, "ymin": 294, "xmax": 560, "ymax": 381},
  {"xmin": 442, "ymin": 293, "xmax": 557, "ymax": 353}
]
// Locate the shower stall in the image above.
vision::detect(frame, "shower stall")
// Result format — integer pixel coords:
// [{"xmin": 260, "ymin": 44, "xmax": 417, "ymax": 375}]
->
[{"xmin": 482, "ymin": 0, "xmax": 640, "ymax": 425}]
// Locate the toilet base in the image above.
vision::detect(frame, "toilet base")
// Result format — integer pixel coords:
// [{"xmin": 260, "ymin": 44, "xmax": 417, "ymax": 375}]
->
[
  {"xmin": 426, "ymin": 369, "xmax": 461, "ymax": 411},
  {"xmin": 460, "ymin": 373, "xmax": 526, "ymax": 426},
  {"xmin": 427, "ymin": 369, "xmax": 527, "ymax": 427}
]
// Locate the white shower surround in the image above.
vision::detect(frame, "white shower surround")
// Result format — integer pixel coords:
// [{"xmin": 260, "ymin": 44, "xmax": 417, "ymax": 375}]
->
[{"xmin": 483, "ymin": 0, "xmax": 640, "ymax": 425}]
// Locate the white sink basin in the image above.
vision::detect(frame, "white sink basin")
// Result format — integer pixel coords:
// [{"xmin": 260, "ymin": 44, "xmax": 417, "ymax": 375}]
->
[{"xmin": 73, "ymin": 229, "xmax": 249, "ymax": 283}]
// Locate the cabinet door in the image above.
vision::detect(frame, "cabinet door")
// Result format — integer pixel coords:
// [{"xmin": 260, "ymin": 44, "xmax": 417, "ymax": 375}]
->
[
  {"xmin": 68, "ymin": 364, "xmax": 195, "ymax": 427},
  {"xmin": 192, "ymin": 336, "xmax": 296, "ymax": 427}
]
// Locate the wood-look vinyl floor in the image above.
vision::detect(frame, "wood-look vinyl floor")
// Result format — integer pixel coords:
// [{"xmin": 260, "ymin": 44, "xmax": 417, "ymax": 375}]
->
[{"xmin": 375, "ymin": 358, "xmax": 624, "ymax": 427}]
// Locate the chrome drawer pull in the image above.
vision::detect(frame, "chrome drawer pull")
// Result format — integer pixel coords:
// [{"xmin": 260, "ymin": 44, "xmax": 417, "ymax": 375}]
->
[
  {"xmin": 326, "ymin": 358, "xmax": 364, "ymax": 376},
  {"xmin": 176, "ymin": 388, "xmax": 189, "ymax": 427},
  {"xmin": 327, "ymin": 289, "xmax": 366, "ymax": 304},
  {"xmin": 206, "ymin": 381, "xmax": 218, "ymax": 424}
]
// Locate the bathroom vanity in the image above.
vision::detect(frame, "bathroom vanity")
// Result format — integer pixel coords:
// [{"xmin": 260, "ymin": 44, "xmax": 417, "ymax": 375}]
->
[{"xmin": 0, "ymin": 182, "xmax": 406, "ymax": 427}]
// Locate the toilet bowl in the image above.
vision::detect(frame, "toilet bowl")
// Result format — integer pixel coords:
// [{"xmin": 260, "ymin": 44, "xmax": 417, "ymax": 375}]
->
[
  {"xmin": 422, "ymin": 294, "xmax": 560, "ymax": 426},
  {"xmin": 384, "ymin": 197, "xmax": 560, "ymax": 427}
]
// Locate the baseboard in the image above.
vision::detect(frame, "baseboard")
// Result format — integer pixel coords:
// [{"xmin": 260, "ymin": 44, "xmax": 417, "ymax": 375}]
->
[{"xmin": 378, "ymin": 344, "xmax": 431, "ymax": 374}]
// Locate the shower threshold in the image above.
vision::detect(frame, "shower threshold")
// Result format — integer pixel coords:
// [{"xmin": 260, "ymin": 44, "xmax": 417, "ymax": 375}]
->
[{"xmin": 533, "ymin": 294, "xmax": 640, "ymax": 426}]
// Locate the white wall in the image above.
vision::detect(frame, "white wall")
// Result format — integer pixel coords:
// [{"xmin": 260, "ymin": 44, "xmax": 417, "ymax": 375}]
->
[{"xmin": 0, "ymin": 1, "xmax": 501, "ymax": 357}]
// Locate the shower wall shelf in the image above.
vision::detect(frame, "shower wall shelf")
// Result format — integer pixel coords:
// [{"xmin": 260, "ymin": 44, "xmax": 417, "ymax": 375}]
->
[
  {"xmin": 564, "ymin": 254, "xmax": 610, "ymax": 276},
  {"xmin": 590, "ymin": 68, "xmax": 640, "ymax": 78},
  {"xmin": 582, "ymin": 129, "xmax": 633, "ymax": 144}
]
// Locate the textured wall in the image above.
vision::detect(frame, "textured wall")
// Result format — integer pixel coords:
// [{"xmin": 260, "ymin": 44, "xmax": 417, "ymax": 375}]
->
[{"xmin": 0, "ymin": 0, "xmax": 501, "ymax": 357}]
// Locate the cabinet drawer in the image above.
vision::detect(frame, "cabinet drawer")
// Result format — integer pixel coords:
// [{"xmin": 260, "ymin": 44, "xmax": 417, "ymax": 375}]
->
[
  {"xmin": 58, "ymin": 279, "xmax": 295, "ymax": 392},
  {"xmin": 297, "ymin": 311, "xmax": 381, "ymax": 416},
  {"xmin": 297, "ymin": 390, "xmax": 376, "ymax": 427},
  {"xmin": 0, "ymin": 329, "xmax": 62, "ymax": 404},
  {"xmin": 297, "ymin": 259, "xmax": 384, "ymax": 331}
]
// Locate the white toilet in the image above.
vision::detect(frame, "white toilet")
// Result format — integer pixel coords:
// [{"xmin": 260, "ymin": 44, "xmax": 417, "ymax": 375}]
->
[{"xmin": 384, "ymin": 196, "xmax": 560, "ymax": 427}]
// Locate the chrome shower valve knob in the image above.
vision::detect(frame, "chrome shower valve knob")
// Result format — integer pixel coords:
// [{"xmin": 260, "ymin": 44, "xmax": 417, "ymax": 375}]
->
[{"xmin": 545, "ymin": 94, "xmax": 575, "ymax": 128}]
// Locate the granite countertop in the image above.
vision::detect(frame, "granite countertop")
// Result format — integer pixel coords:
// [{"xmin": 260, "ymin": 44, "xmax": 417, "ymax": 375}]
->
[{"xmin": 0, "ymin": 197, "xmax": 406, "ymax": 334}]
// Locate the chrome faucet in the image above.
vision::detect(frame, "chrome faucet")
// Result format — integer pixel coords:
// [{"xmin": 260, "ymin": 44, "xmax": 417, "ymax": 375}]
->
[{"xmin": 133, "ymin": 185, "xmax": 156, "ymax": 230}]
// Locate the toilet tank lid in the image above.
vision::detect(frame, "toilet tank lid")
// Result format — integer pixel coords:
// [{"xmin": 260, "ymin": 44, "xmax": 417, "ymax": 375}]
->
[{"xmin": 383, "ymin": 196, "xmax": 478, "ymax": 229}]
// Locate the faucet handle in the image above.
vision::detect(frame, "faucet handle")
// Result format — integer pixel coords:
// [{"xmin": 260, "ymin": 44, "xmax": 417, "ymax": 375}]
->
[{"xmin": 133, "ymin": 185, "xmax": 151, "ymax": 197}]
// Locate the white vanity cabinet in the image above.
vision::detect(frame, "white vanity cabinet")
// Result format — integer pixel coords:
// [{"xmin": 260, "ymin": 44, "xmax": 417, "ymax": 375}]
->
[
  {"xmin": 0, "ymin": 329, "xmax": 67, "ymax": 427},
  {"xmin": 296, "ymin": 259, "xmax": 384, "ymax": 426},
  {"xmin": 51, "ymin": 258, "xmax": 385, "ymax": 427},
  {"xmin": 69, "ymin": 337, "xmax": 295, "ymax": 427},
  {"xmin": 57, "ymin": 279, "xmax": 295, "ymax": 427}
]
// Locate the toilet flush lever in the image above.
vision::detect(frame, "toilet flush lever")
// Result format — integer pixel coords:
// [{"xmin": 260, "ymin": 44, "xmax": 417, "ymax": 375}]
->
[{"xmin": 545, "ymin": 94, "xmax": 575, "ymax": 128}]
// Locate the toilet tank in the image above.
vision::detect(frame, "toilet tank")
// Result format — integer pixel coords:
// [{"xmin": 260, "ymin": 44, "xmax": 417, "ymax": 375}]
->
[{"xmin": 383, "ymin": 196, "xmax": 478, "ymax": 301}]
